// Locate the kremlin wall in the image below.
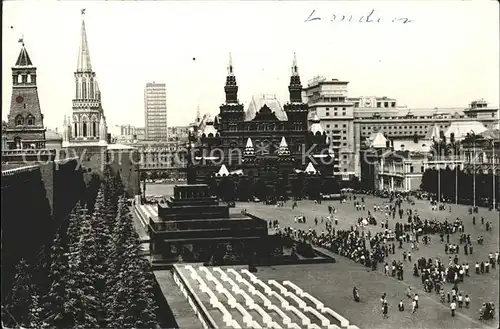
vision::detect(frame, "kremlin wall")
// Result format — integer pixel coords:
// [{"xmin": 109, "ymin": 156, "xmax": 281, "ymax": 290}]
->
[{"xmin": 1, "ymin": 159, "xmax": 88, "ymax": 293}]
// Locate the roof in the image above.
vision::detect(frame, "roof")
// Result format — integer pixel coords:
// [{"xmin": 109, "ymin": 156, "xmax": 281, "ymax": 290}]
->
[
  {"xmin": 202, "ymin": 122, "xmax": 218, "ymax": 136},
  {"xmin": 479, "ymin": 128, "xmax": 500, "ymax": 140},
  {"xmin": 370, "ymin": 132, "xmax": 387, "ymax": 148},
  {"xmin": 45, "ymin": 130, "xmax": 62, "ymax": 141},
  {"xmin": 424, "ymin": 124, "xmax": 440, "ymax": 141},
  {"xmin": 444, "ymin": 121, "xmax": 487, "ymax": 141},
  {"xmin": 15, "ymin": 45, "xmax": 33, "ymax": 67},
  {"xmin": 106, "ymin": 143, "xmax": 136, "ymax": 150},
  {"xmin": 245, "ymin": 94, "xmax": 288, "ymax": 121},
  {"xmin": 77, "ymin": 19, "xmax": 93, "ymax": 72},
  {"xmin": 310, "ymin": 113, "xmax": 324, "ymax": 134},
  {"xmin": 392, "ymin": 139, "xmax": 431, "ymax": 153},
  {"xmin": 304, "ymin": 162, "xmax": 318, "ymax": 173},
  {"xmin": 216, "ymin": 164, "xmax": 229, "ymax": 176}
]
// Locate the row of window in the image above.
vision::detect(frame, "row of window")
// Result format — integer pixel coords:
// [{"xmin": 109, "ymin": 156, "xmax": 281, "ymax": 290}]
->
[
  {"xmin": 15, "ymin": 114, "xmax": 35, "ymax": 126},
  {"xmin": 74, "ymin": 122, "xmax": 98, "ymax": 137},
  {"xmin": 13, "ymin": 74, "xmax": 36, "ymax": 84}
]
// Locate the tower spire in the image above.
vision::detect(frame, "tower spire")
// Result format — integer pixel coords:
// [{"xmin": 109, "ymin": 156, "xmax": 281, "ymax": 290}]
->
[
  {"xmin": 15, "ymin": 39, "xmax": 33, "ymax": 67},
  {"xmin": 77, "ymin": 11, "xmax": 92, "ymax": 73},
  {"xmin": 196, "ymin": 105, "xmax": 201, "ymax": 122},
  {"xmin": 227, "ymin": 52, "xmax": 234, "ymax": 76},
  {"xmin": 224, "ymin": 52, "xmax": 238, "ymax": 104},
  {"xmin": 288, "ymin": 53, "xmax": 303, "ymax": 103},
  {"xmin": 291, "ymin": 52, "xmax": 298, "ymax": 76}
]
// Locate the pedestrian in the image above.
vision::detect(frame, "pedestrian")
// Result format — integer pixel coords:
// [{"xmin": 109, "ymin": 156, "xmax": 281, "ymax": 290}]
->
[
  {"xmin": 382, "ymin": 302, "xmax": 388, "ymax": 318},
  {"xmin": 414, "ymin": 293, "xmax": 419, "ymax": 309},
  {"xmin": 408, "ymin": 252, "xmax": 412, "ymax": 262},
  {"xmin": 465, "ymin": 294, "xmax": 470, "ymax": 308},
  {"xmin": 398, "ymin": 300, "xmax": 405, "ymax": 312},
  {"xmin": 450, "ymin": 301, "xmax": 456, "ymax": 317},
  {"xmin": 458, "ymin": 293, "xmax": 463, "ymax": 308},
  {"xmin": 412, "ymin": 299, "xmax": 417, "ymax": 314}
]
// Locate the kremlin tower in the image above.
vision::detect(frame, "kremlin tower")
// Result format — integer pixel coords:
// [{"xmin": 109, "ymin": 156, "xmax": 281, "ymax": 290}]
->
[
  {"xmin": 4, "ymin": 40, "xmax": 46, "ymax": 150},
  {"xmin": 63, "ymin": 11, "xmax": 108, "ymax": 147}
]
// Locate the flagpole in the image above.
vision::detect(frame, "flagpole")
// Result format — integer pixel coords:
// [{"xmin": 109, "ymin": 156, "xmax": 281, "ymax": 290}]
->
[
  {"xmin": 438, "ymin": 143, "xmax": 441, "ymax": 204},
  {"xmin": 472, "ymin": 131, "xmax": 476, "ymax": 208},
  {"xmin": 493, "ymin": 139, "xmax": 496, "ymax": 210}
]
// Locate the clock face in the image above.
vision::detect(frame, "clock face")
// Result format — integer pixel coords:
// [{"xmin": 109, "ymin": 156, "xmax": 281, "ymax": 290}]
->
[
  {"xmin": 16, "ymin": 96, "xmax": 24, "ymax": 104},
  {"xmin": 364, "ymin": 100, "xmax": 371, "ymax": 106}
]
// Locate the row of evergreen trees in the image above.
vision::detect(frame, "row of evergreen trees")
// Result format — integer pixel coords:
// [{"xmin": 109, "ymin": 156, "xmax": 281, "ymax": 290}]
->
[
  {"xmin": 2, "ymin": 168, "xmax": 159, "ymax": 328},
  {"xmin": 420, "ymin": 168, "xmax": 498, "ymax": 204}
]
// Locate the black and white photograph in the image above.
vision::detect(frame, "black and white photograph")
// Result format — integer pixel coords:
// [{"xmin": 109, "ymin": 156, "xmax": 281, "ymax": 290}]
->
[{"xmin": 1, "ymin": 1, "xmax": 499, "ymax": 328}]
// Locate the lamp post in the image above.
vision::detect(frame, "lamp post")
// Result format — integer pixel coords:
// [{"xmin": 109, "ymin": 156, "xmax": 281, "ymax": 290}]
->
[{"xmin": 471, "ymin": 130, "xmax": 476, "ymax": 208}]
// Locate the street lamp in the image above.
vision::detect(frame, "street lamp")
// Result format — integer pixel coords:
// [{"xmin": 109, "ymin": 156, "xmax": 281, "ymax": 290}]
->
[{"xmin": 470, "ymin": 130, "xmax": 476, "ymax": 208}]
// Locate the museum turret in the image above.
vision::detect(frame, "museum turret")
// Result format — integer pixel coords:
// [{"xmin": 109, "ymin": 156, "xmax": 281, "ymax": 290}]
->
[
  {"xmin": 219, "ymin": 53, "xmax": 245, "ymax": 131},
  {"xmin": 283, "ymin": 53, "xmax": 308, "ymax": 130}
]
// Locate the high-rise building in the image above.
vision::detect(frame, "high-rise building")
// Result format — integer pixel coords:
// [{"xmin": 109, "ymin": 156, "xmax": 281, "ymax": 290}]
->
[
  {"xmin": 4, "ymin": 42, "xmax": 46, "ymax": 150},
  {"xmin": 144, "ymin": 82, "xmax": 167, "ymax": 141}
]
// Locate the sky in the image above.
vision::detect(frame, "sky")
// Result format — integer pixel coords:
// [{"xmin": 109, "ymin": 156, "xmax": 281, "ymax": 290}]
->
[{"xmin": 2, "ymin": 1, "xmax": 499, "ymax": 130}]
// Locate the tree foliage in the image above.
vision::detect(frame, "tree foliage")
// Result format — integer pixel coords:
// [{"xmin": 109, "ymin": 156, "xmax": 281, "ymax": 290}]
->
[{"xmin": 3, "ymin": 165, "xmax": 159, "ymax": 328}]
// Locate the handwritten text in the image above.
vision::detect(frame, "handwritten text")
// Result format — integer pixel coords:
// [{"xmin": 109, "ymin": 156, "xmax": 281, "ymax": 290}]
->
[{"xmin": 305, "ymin": 9, "xmax": 414, "ymax": 24}]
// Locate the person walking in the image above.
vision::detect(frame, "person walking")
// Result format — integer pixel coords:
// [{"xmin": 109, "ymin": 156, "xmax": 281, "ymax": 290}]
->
[
  {"xmin": 382, "ymin": 302, "xmax": 388, "ymax": 318},
  {"xmin": 450, "ymin": 301, "xmax": 456, "ymax": 317}
]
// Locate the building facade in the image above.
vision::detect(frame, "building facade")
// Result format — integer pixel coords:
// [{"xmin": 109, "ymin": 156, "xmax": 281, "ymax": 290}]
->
[
  {"xmin": 304, "ymin": 77, "xmax": 355, "ymax": 181},
  {"xmin": 4, "ymin": 42, "xmax": 46, "ymax": 150},
  {"xmin": 187, "ymin": 54, "xmax": 335, "ymax": 197},
  {"xmin": 144, "ymin": 82, "xmax": 168, "ymax": 141}
]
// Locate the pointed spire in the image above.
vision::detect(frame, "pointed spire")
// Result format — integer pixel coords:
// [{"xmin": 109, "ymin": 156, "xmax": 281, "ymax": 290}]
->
[
  {"xmin": 15, "ymin": 44, "xmax": 33, "ymax": 67},
  {"xmin": 305, "ymin": 162, "xmax": 318, "ymax": 174},
  {"xmin": 227, "ymin": 52, "xmax": 234, "ymax": 76},
  {"xmin": 216, "ymin": 164, "xmax": 229, "ymax": 176},
  {"xmin": 63, "ymin": 115, "xmax": 67, "ymax": 126},
  {"xmin": 196, "ymin": 105, "xmax": 201, "ymax": 122},
  {"xmin": 277, "ymin": 137, "xmax": 290, "ymax": 156},
  {"xmin": 77, "ymin": 17, "xmax": 93, "ymax": 72},
  {"xmin": 279, "ymin": 136, "xmax": 288, "ymax": 148},
  {"xmin": 291, "ymin": 52, "xmax": 299, "ymax": 76},
  {"xmin": 244, "ymin": 138, "xmax": 255, "ymax": 157}
]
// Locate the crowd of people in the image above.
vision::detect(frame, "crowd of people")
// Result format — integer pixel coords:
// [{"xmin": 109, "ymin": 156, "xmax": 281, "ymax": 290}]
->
[{"xmin": 272, "ymin": 191, "xmax": 498, "ymax": 321}]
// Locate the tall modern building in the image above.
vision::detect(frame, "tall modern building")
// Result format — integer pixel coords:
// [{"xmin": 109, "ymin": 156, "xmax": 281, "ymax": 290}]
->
[{"xmin": 144, "ymin": 82, "xmax": 167, "ymax": 141}]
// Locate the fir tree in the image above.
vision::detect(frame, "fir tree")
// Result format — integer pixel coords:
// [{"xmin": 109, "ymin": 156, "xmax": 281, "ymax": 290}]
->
[
  {"xmin": 106, "ymin": 196, "xmax": 158, "ymax": 328},
  {"xmin": 4, "ymin": 259, "xmax": 37, "ymax": 327},
  {"xmin": 43, "ymin": 232, "xmax": 74, "ymax": 328},
  {"xmin": 68, "ymin": 213, "xmax": 102, "ymax": 329}
]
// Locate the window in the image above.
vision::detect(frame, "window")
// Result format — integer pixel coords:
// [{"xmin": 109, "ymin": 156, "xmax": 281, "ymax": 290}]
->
[
  {"xmin": 410, "ymin": 166, "xmax": 414, "ymax": 173},
  {"xmin": 26, "ymin": 114, "xmax": 34, "ymax": 125},
  {"xmin": 15, "ymin": 115, "xmax": 24, "ymax": 126},
  {"xmin": 326, "ymin": 112, "xmax": 330, "ymax": 116},
  {"xmin": 334, "ymin": 112, "xmax": 338, "ymax": 116},
  {"xmin": 326, "ymin": 124, "xmax": 330, "ymax": 128},
  {"xmin": 343, "ymin": 124, "xmax": 346, "ymax": 128},
  {"xmin": 83, "ymin": 122, "xmax": 88, "ymax": 137}
]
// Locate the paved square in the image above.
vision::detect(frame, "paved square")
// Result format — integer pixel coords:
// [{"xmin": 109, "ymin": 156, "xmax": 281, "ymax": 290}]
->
[{"xmin": 146, "ymin": 184, "xmax": 499, "ymax": 328}]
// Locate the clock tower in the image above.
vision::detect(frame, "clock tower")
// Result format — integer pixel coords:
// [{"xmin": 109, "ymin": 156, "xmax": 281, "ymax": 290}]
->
[{"xmin": 4, "ymin": 41, "xmax": 46, "ymax": 150}]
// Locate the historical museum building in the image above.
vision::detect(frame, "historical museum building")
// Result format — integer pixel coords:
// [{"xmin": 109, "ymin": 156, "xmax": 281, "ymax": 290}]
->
[
  {"xmin": 4, "ymin": 42, "xmax": 47, "ymax": 150},
  {"xmin": 187, "ymin": 54, "xmax": 336, "ymax": 198}
]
